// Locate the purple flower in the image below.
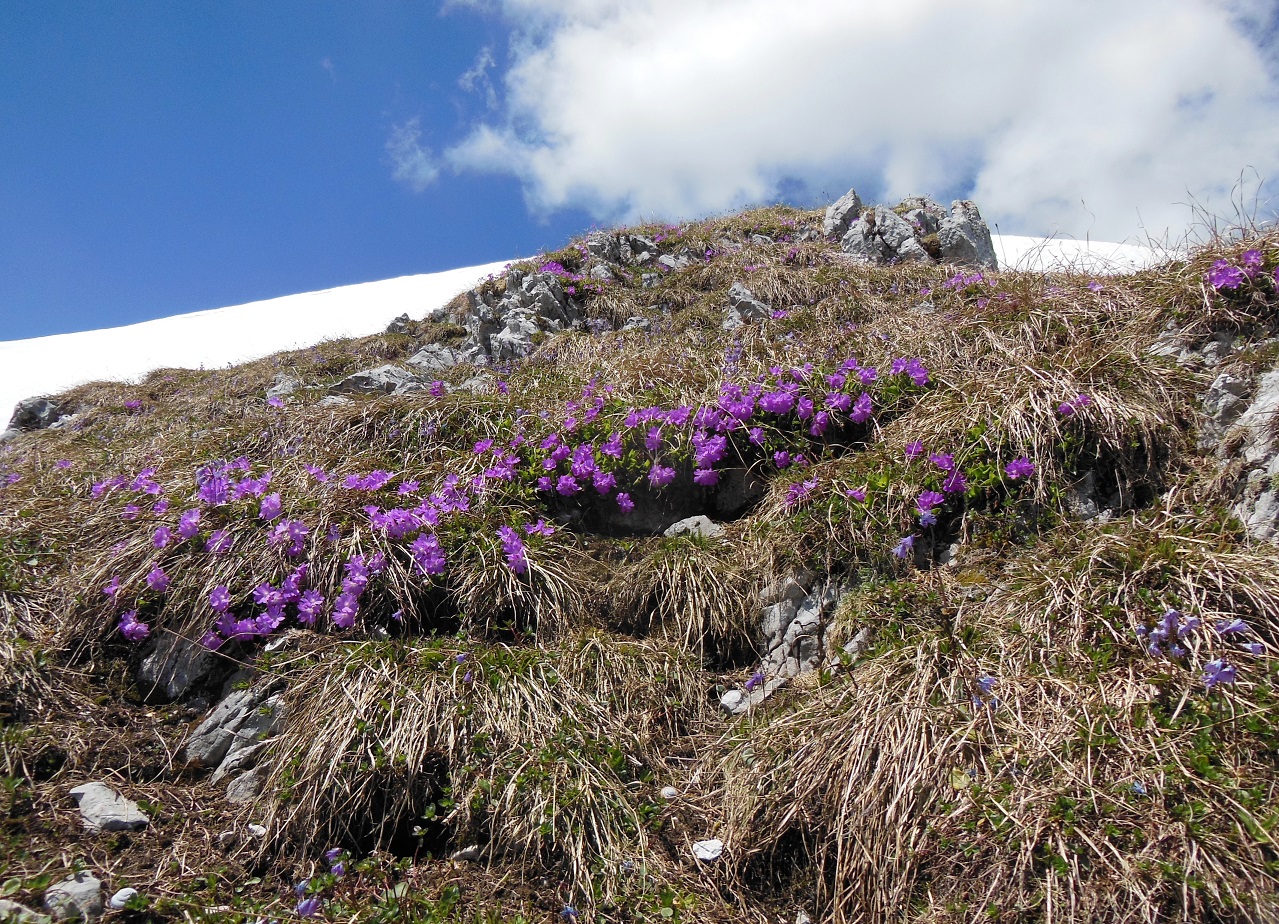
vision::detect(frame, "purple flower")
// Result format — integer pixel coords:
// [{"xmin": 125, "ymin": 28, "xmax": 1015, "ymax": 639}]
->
[
  {"xmin": 916, "ymin": 490, "xmax": 945, "ymax": 514},
  {"xmin": 773, "ymin": 450, "xmax": 792, "ymax": 469},
  {"xmin": 693, "ymin": 468, "xmax": 720, "ymax": 486},
  {"xmin": 1216, "ymin": 618, "xmax": 1250, "ymax": 635},
  {"xmin": 648, "ymin": 464, "xmax": 676, "ymax": 488},
  {"xmin": 1206, "ymin": 259, "xmax": 1246, "ymax": 290},
  {"xmin": 103, "ymin": 576, "xmax": 121, "ymax": 599},
  {"xmin": 941, "ymin": 469, "xmax": 968, "ymax": 495},
  {"xmin": 536, "ymin": 475, "xmax": 553, "ymax": 492},
  {"xmin": 473, "ymin": 438, "xmax": 494, "ymax": 454},
  {"xmin": 1243, "ymin": 641, "xmax": 1264, "ymax": 656},
  {"xmin": 744, "ymin": 670, "xmax": 765, "ymax": 691},
  {"xmin": 152, "ymin": 498, "xmax": 169, "ymax": 515},
  {"xmin": 1203, "ymin": 659, "xmax": 1238, "ymax": 689},
  {"xmin": 849, "ymin": 393, "xmax": 873, "ymax": 423},
  {"xmin": 410, "ymin": 533, "xmax": 447, "ymax": 577},
  {"xmin": 592, "ymin": 469, "xmax": 617, "ymax": 495},
  {"xmin": 1004, "ymin": 457, "xmax": 1035, "ymax": 480},
  {"xmin": 846, "ymin": 487, "xmax": 866, "ymax": 502},
  {"xmin": 205, "ymin": 529, "xmax": 232, "ymax": 555},
  {"xmin": 119, "ymin": 610, "xmax": 150, "ymax": 642},
  {"xmin": 267, "ymin": 396, "xmax": 285, "ymax": 408},
  {"xmin": 304, "ymin": 465, "xmax": 330, "ymax": 483},
  {"xmin": 297, "ymin": 589, "xmax": 325, "ymax": 624},
  {"xmin": 892, "ymin": 535, "xmax": 916, "ymax": 559},
  {"xmin": 55, "ymin": 459, "xmax": 72, "ymax": 470},
  {"xmin": 177, "ymin": 508, "xmax": 202, "ymax": 539},
  {"xmin": 259, "ymin": 493, "xmax": 282, "ymax": 521},
  {"xmin": 645, "ymin": 427, "xmax": 663, "ymax": 453},
  {"xmin": 929, "ymin": 452, "xmax": 954, "ymax": 471},
  {"xmin": 1242, "ymin": 249, "xmax": 1263, "ymax": 276},
  {"xmin": 759, "ymin": 389, "xmax": 797, "ymax": 415},
  {"xmin": 153, "ymin": 526, "xmax": 173, "ymax": 549},
  {"xmin": 904, "ymin": 441, "xmax": 924, "ymax": 461},
  {"xmin": 556, "ymin": 474, "xmax": 581, "ymax": 496},
  {"xmin": 617, "ymin": 492, "xmax": 635, "ymax": 513},
  {"xmin": 296, "ymin": 897, "xmax": 322, "ymax": 918},
  {"xmin": 977, "ymin": 675, "xmax": 997, "ymax": 696},
  {"xmin": 210, "ymin": 585, "xmax": 231, "ymax": 612},
  {"xmin": 497, "ymin": 525, "xmax": 528, "ymax": 575},
  {"xmin": 146, "ymin": 565, "xmax": 170, "ymax": 593}
]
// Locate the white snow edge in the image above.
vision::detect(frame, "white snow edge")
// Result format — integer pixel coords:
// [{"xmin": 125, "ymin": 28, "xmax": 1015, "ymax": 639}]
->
[{"xmin": 0, "ymin": 236, "xmax": 1169, "ymax": 426}]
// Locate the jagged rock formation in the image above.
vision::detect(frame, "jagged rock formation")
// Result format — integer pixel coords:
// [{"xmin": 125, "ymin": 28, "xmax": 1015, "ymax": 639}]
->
[{"xmin": 824, "ymin": 188, "xmax": 998, "ymax": 270}]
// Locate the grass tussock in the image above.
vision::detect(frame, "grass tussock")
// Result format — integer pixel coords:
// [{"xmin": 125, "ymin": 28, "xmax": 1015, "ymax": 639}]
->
[{"xmin": 3, "ymin": 207, "xmax": 1279, "ymax": 921}]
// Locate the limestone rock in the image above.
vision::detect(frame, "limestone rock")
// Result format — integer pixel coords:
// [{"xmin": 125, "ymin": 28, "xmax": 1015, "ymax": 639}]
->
[
  {"xmin": 328, "ymin": 365, "xmax": 416, "ymax": 396},
  {"xmin": 663, "ymin": 515, "xmax": 724, "ymax": 539},
  {"xmin": 0, "ymin": 899, "xmax": 50, "ymax": 923},
  {"xmin": 225, "ymin": 770, "xmax": 264, "ymax": 804},
  {"xmin": 385, "ymin": 313, "xmax": 412, "ymax": 334},
  {"xmin": 823, "ymin": 188, "xmax": 863, "ymax": 239},
  {"xmin": 1235, "ymin": 371, "xmax": 1279, "ymax": 465},
  {"xmin": 938, "ymin": 200, "xmax": 998, "ymax": 270},
  {"xmin": 68, "ymin": 782, "xmax": 149, "ymax": 833},
  {"xmin": 44, "ymin": 873, "xmax": 102, "ymax": 922},
  {"xmin": 406, "ymin": 344, "xmax": 464, "ymax": 374},
  {"xmin": 7, "ymin": 397, "xmax": 63, "ymax": 432},
  {"xmin": 724, "ymin": 283, "xmax": 770, "ymax": 330},
  {"xmin": 265, "ymin": 374, "xmax": 300, "ymax": 400},
  {"xmin": 137, "ymin": 634, "xmax": 213, "ymax": 704}
]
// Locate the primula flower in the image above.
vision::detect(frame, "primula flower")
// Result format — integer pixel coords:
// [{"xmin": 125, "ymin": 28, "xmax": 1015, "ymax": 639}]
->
[
  {"xmin": 205, "ymin": 529, "xmax": 232, "ymax": 555},
  {"xmin": 410, "ymin": 534, "xmax": 447, "ymax": 576},
  {"xmin": 297, "ymin": 590, "xmax": 325, "ymax": 624},
  {"xmin": 748, "ymin": 427, "xmax": 765, "ymax": 446},
  {"xmin": 153, "ymin": 526, "xmax": 173, "ymax": 549},
  {"xmin": 849, "ymin": 393, "xmax": 873, "ymax": 423},
  {"xmin": 904, "ymin": 441, "xmax": 924, "ymax": 461},
  {"xmin": 1206, "ymin": 259, "xmax": 1246, "ymax": 290},
  {"xmin": 1241, "ymin": 249, "xmax": 1263, "ymax": 277},
  {"xmin": 55, "ymin": 459, "xmax": 72, "ymax": 469},
  {"xmin": 497, "ymin": 525, "xmax": 528, "ymax": 575},
  {"xmin": 592, "ymin": 469, "xmax": 617, "ymax": 494},
  {"xmin": 121, "ymin": 505, "xmax": 141, "ymax": 521},
  {"xmin": 304, "ymin": 465, "xmax": 329, "ymax": 483},
  {"xmin": 774, "ymin": 451, "xmax": 792, "ymax": 469},
  {"xmin": 259, "ymin": 493, "xmax": 283, "ymax": 521},
  {"xmin": 617, "ymin": 492, "xmax": 635, "ymax": 513},
  {"xmin": 103, "ymin": 576, "xmax": 121, "ymax": 599},
  {"xmin": 1216, "ymin": 618, "xmax": 1250, "ymax": 635},
  {"xmin": 694, "ymin": 468, "xmax": 720, "ymax": 486},
  {"xmin": 146, "ymin": 565, "xmax": 170, "ymax": 593},
  {"xmin": 210, "ymin": 585, "xmax": 231, "ymax": 612},
  {"xmin": 177, "ymin": 508, "xmax": 201, "ymax": 539},
  {"xmin": 941, "ymin": 469, "xmax": 968, "ymax": 495},
  {"xmin": 648, "ymin": 464, "xmax": 676, "ymax": 488},
  {"xmin": 645, "ymin": 427, "xmax": 664, "ymax": 453},
  {"xmin": 892, "ymin": 535, "xmax": 916, "ymax": 559},
  {"xmin": 119, "ymin": 610, "xmax": 150, "ymax": 642},
  {"xmin": 929, "ymin": 452, "xmax": 954, "ymax": 471},
  {"xmin": 556, "ymin": 474, "xmax": 581, "ymax": 496},
  {"xmin": 1004, "ymin": 457, "xmax": 1035, "ymax": 480},
  {"xmin": 744, "ymin": 671, "xmax": 765, "ymax": 691},
  {"xmin": 152, "ymin": 498, "xmax": 169, "ymax": 515},
  {"xmin": 846, "ymin": 487, "xmax": 866, "ymax": 502}
]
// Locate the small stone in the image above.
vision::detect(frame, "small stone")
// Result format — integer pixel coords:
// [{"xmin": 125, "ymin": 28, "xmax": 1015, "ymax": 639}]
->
[
  {"xmin": 107, "ymin": 889, "xmax": 138, "ymax": 911},
  {"xmin": 406, "ymin": 344, "xmax": 464, "ymax": 374},
  {"xmin": 662, "ymin": 515, "xmax": 724, "ymax": 539},
  {"xmin": 0, "ymin": 899, "xmax": 49, "ymax": 924},
  {"xmin": 246, "ymin": 823, "xmax": 267, "ymax": 838},
  {"xmin": 225, "ymin": 770, "xmax": 263, "ymax": 804},
  {"xmin": 217, "ymin": 829, "xmax": 236, "ymax": 848},
  {"xmin": 44, "ymin": 872, "xmax": 102, "ymax": 922},
  {"xmin": 450, "ymin": 845, "xmax": 482, "ymax": 862},
  {"xmin": 328, "ymin": 364, "xmax": 416, "ymax": 396},
  {"xmin": 385, "ymin": 313, "xmax": 412, "ymax": 334},
  {"xmin": 795, "ymin": 911, "xmax": 813, "ymax": 924},
  {"xmin": 691, "ymin": 839, "xmax": 724, "ymax": 862},
  {"xmin": 659, "ymin": 786, "xmax": 679, "ymax": 800},
  {"xmin": 68, "ymin": 783, "xmax": 149, "ymax": 833}
]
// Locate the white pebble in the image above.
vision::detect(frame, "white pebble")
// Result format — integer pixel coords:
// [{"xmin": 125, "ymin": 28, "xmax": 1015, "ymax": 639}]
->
[
  {"xmin": 659, "ymin": 786, "xmax": 679, "ymax": 800},
  {"xmin": 109, "ymin": 887, "xmax": 139, "ymax": 909}
]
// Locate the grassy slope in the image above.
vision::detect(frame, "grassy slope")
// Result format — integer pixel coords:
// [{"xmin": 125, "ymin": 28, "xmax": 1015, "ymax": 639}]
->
[{"xmin": 1, "ymin": 206, "xmax": 1277, "ymax": 924}]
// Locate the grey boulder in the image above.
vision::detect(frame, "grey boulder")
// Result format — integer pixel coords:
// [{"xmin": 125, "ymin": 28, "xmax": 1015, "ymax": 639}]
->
[
  {"xmin": 137, "ymin": 634, "xmax": 214, "ymax": 704},
  {"xmin": 938, "ymin": 200, "xmax": 998, "ymax": 270},
  {"xmin": 663, "ymin": 515, "xmax": 725, "ymax": 539},
  {"xmin": 406, "ymin": 344, "xmax": 465, "ymax": 374},
  {"xmin": 823, "ymin": 188, "xmax": 863, "ymax": 239},
  {"xmin": 43, "ymin": 873, "xmax": 102, "ymax": 922},
  {"xmin": 328, "ymin": 365, "xmax": 416, "ymax": 396},
  {"xmin": 68, "ymin": 782, "xmax": 149, "ymax": 833},
  {"xmin": 225, "ymin": 769, "xmax": 264, "ymax": 804},
  {"xmin": 724, "ymin": 283, "xmax": 771, "ymax": 330},
  {"xmin": 7, "ymin": 397, "xmax": 63, "ymax": 432}
]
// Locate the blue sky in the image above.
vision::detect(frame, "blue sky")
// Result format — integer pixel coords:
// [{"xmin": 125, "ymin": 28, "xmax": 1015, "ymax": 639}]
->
[
  {"xmin": 4, "ymin": 0, "xmax": 1278, "ymax": 341},
  {"xmin": 0, "ymin": 1, "xmax": 593, "ymax": 340}
]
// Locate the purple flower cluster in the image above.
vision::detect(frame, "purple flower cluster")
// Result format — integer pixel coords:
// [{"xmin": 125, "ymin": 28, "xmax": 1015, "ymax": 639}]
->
[{"xmin": 1205, "ymin": 250, "xmax": 1265, "ymax": 290}]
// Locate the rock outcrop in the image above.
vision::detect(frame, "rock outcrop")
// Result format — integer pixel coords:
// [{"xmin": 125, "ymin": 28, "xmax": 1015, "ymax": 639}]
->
[{"xmin": 825, "ymin": 189, "xmax": 998, "ymax": 270}]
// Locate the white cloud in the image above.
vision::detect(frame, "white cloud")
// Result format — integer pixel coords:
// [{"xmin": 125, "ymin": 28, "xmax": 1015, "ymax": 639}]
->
[
  {"xmin": 386, "ymin": 117, "xmax": 441, "ymax": 192},
  {"xmin": 445, "ymin": 0, "xmax": 1279, "ymax": 240},
  {"xmin": 458, "ymin": 46, "xmax": 499, "ymax": 108}
]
